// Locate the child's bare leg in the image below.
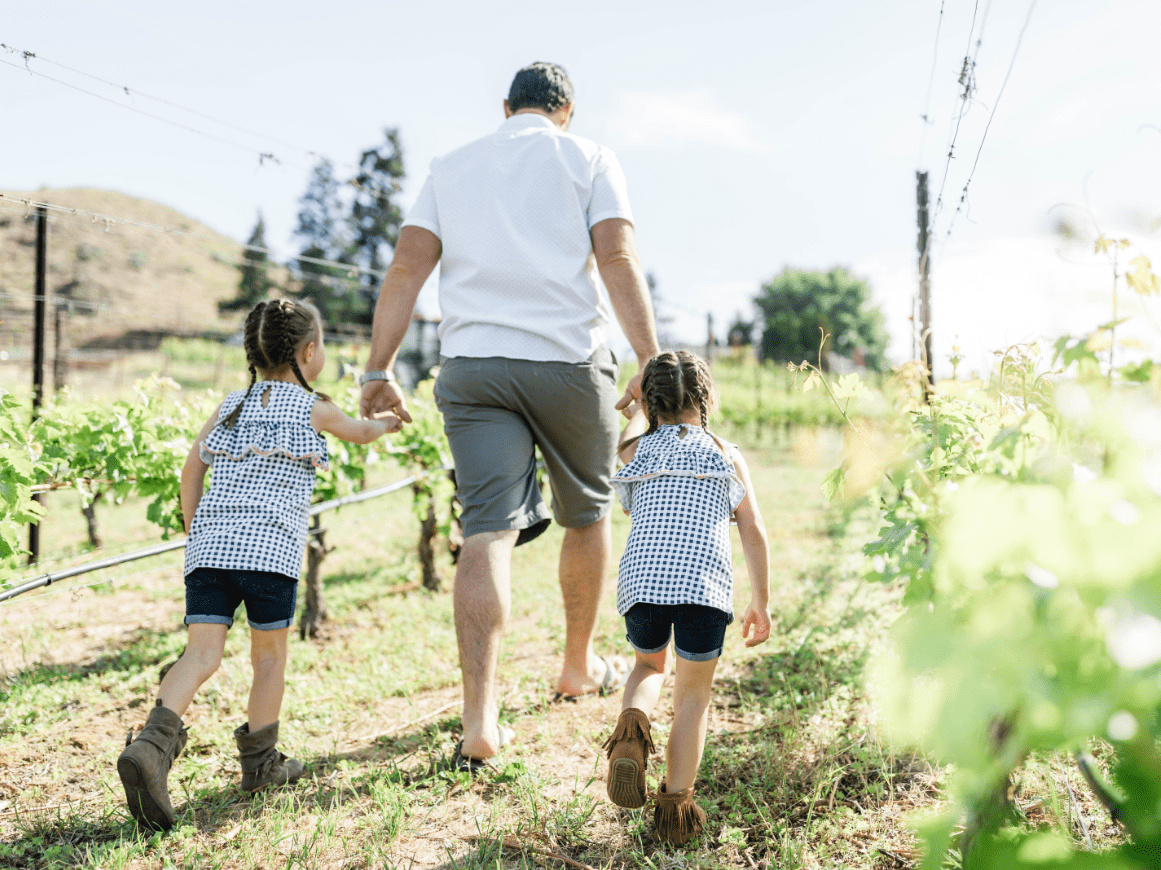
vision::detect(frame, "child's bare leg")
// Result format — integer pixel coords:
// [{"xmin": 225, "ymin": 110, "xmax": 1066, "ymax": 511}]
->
[
  {"xmin": 665, "ymin": 655, "xmax": 719, "ymax": 792},
  {"xmin": 247, "ymin": 626, "xmax": 289, "ymax": 730},
  {"xmin": 157, "ymin": 624, "xmax": 228, "ymax": 716},
  {"xmin": 621, "ymin": 647, "xmax": 668, "ymax": 718}
]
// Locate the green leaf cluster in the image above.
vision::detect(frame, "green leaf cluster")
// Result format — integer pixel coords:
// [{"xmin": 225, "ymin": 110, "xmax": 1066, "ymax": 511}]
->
[
  {"xmin": 31, "ymin": 376, "xmax": 214, "ymax": 541},
  {"xmin": 848, "ymin": 351, "xmax": 1161, "ymax": 867},
  {"xmin": 0, "ymin": 391, "xmax": 47, "ymax": 569}
]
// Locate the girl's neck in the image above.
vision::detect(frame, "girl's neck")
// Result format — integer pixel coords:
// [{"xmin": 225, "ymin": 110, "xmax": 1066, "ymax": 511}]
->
[
  {"xmin": 657, "ymin": 409, "xmax": 704, "ymax": 427},
  {"xmin": 259, "ymin": 368, "xmax": 305, "ymax": 387}
]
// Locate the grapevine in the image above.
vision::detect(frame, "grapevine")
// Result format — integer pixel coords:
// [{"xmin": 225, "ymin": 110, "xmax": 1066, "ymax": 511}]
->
[{"xmin": 802, "ymin": 336, "xmax": 1161, "ymax": 868}]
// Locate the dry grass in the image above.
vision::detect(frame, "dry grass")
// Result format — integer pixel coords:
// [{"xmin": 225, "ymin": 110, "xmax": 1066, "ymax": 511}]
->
[{"xmin": 0, "ymin": 188, "xmax": 262, "ymax": 345}]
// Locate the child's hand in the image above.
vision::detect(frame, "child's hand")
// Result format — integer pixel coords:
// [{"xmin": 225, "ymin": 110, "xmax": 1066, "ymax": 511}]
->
[
  {"xmin": 371, "ymin": 410, "xmax": 404, "ymax": 436},
  {"xmin": 740, "ymin": 599, "xmax": 771, "ymax": 648}
]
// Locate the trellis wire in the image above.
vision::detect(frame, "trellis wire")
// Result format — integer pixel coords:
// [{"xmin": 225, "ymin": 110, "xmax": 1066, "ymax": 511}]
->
[
  {"xmin": 0, "ymin": 192, "xmax": 386, "ymax": 279},
  {"xmin": 0, "ymin": 468, "xmax": 447, "ymax": 605}
]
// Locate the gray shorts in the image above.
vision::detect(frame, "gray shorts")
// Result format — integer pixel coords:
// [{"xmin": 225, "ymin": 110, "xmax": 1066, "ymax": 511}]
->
[{"xmin": 433, "ymin": 347, "xmax": 620, "ymax": 545}]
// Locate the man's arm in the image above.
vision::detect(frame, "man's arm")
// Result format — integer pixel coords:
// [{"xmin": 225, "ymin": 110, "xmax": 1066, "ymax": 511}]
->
[
  {"xmin": 590, "ymin": 218, "xmax": 661, "ymax": 413},
  {"xmin": 361, "ymin": 225, "xmax": 442, "ymax": 421}
]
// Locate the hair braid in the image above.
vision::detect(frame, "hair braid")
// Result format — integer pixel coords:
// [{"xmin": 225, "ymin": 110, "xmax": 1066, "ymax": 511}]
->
[
  {"xmin": 646, "ymin": 397, "xmax": 660, "ymax": 436},
  {"xmin": 289, "ymin": 357, "xmax": 313, "ymax": 393},
  {"xmin": 637, "ymin": 349, "xmax": 717, "ymax": 435},
  {"xmin": 216, "ymin": 297, "xmax": 333, "ymax": 431},
  {"xmin": 221, "ymin": 305, "xmax": 269, "ymax": 430},
  {"xmin": 220, "ymin": 363, "xmax": 257, "ymax": 430}
]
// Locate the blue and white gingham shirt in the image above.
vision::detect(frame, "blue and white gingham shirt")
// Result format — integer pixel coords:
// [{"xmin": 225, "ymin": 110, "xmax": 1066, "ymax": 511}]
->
[
  {"xmin": 184, "ymin": 381, "xmax": 328, "ymax": 580},
  {"xmin": 611, "ymin": 425, "xmax": 746, "ymax": 617}
]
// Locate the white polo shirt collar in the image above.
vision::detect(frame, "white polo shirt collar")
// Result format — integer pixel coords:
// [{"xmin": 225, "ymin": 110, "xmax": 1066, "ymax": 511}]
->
[{"xmin": 499, "ymin": 113, "xmax": 557, "ymax": 133}]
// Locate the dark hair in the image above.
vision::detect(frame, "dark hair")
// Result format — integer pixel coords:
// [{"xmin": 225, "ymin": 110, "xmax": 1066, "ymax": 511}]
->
[
  {"xmin": 507, "ymin": 62, "xmax": 574, "ymax": 114},
  {"xmin": 220, "ymin": 298, "xmax": 328, "ymax": 429},
  {"xmin": 641, "ymin": 351, "xmax": 716, "ymax": 435}
]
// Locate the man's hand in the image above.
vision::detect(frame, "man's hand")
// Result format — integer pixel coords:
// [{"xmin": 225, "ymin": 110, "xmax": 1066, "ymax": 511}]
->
[
  {"xmin": 360, "ymin": 380, "xmax": 412, "ymax": 424},
  {"xmin": 615, "ymin": 372, "xmax": 643, "ymax": 418}
]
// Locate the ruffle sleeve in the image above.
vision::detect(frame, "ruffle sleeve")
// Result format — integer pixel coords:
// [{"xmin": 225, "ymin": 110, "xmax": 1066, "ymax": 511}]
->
[
  {"xmin": 611, "ymin": 426, "xmax": 745, "ymax": 513},
  {"xmin": 200, "ymin": 419, "xmax": 329, "ymax": 470}
]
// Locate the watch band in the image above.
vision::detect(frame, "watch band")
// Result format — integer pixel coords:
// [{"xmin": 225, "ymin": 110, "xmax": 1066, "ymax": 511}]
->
[{"xmin": 358, "ymin": 370, "xmax": 396, "ymax": 386}]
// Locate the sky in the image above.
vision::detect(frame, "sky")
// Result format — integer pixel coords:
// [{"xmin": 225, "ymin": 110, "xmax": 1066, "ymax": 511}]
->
[{"xmin": 4, "ymin": 0, "xmax": 1161, "ymax": 376}]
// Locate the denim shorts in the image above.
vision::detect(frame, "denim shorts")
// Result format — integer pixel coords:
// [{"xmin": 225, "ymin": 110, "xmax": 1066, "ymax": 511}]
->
[
  {"xmin": 624, "ymin": 602, "xmax": 733, "ymax": 662},
  {"xmin": 184, "ymin": 567, "xmax": 298, "ymax": 631}
]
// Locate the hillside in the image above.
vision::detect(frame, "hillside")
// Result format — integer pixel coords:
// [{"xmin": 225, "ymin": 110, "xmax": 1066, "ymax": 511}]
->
[{"xmin": 0, "ymin": 189, "xmax": 270, "ymax": 345}]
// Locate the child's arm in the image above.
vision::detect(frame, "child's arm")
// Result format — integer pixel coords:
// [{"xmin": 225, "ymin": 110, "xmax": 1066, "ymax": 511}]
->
[
  {"xmin": 617, "ymin": 404, "xmax": 648, "ymax": 464},
  {"xmin": 730, "ymin": 447, "xmax": 772, "ymax": 648},
  {"xmin": 181, "ymin": 405, "xmax": 222, "ymax": 535},
  {"xmin": 312, "ymin": 397, "xmax": 401, "ymax": 444}
]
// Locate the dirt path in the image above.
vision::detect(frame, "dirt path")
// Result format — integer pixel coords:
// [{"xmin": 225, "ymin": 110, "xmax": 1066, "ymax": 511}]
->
[{"xmin": 0, "ymin": 440, "xmax": 932, "ymax": 869}]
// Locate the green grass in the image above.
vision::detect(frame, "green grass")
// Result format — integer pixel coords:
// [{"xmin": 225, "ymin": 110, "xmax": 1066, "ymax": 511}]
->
[
  {"xmin": 0, "ymin": 435, "xmax": 906, "ymax": 868},
  {"xmin": 0, "ymin": 394, "xmax": 1125, "ymax": 868}
]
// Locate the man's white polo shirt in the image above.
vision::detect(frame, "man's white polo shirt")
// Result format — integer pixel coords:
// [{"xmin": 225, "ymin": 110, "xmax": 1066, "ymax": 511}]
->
[{"xmin": 402, "ymin": 113, "xmax": 634, "ymax": 363}]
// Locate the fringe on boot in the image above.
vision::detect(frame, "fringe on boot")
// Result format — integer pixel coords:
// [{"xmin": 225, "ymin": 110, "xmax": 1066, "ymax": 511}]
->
[
  {"xmin": 234, "ymin": 721, "xmax": 304, "ymax": 793},
  {"xmin": 117, "ymin": 699, "xmax": 189, "ymax": 830},
  {"xmin": 602, "ymin": 708, "xmax": 655, "ymax": 808},
  {"xmin": 652, "ymin": 780, "xmax": 707, "ymax": 846}
]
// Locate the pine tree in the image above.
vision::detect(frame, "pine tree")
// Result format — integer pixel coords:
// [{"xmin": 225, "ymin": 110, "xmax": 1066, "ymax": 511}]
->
[
  {"xmin": 294, "ymin": 159, "xmax": 357, "ymax": 322},
  {"xmin": 344, "ymin": 128, "xmax": 406, "ymax": 325},
  {"xmin": 292, "ymin": 132, "xmax": 407, "ymax": 327},
  {"xmin": 220, "ymin": 212, "xmax": 277, "ymax": 312}
]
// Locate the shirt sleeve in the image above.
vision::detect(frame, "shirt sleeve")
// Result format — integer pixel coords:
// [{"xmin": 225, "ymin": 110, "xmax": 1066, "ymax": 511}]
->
[
  {"xmin": 610, "ymin": 476, "xmax": 635, "ymax": 513},
  {"xmin": 401, "ymin": 174, "xmax": 441, "ymax": 238},
  {"xmin": 587, "ymin": 148, "xmax": 634, "ymax": 229}
]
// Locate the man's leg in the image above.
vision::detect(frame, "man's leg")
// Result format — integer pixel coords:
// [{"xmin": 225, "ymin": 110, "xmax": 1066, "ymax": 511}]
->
[
  {"xmin": 456, "ymin": 528, "xmax": 519, "ymax": 760},
  {"xmin": 556, "ymin": 512, "xmax": 621, "ymax": 695}
]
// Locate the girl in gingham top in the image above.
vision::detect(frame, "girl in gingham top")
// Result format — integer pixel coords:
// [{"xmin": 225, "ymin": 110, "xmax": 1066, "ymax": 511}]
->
[
  {"xmin": 118, "ymin": 299, "xmax": 399, "ymax": 832},
  {"xmin": 600, "ymin": 351, "xmax": 771, "ymax": 846}
]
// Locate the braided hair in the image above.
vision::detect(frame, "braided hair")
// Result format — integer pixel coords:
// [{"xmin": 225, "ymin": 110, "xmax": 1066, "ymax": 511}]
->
[
  {"xmin": 219, "ymin": 298, "xmax": 329, "ymax": 429},
  {"xmin": 639, "ymin": 350, "xmax": 715, "ymax": 436}
]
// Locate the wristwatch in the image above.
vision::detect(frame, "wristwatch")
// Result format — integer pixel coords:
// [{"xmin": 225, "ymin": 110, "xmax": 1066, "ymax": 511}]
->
[{"xmin": 357, "ymin": 370, "xmax": 396, "ymax": 386}]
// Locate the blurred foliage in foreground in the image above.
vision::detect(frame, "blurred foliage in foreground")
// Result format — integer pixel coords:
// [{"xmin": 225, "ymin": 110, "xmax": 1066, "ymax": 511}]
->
[{"xmin": 808, "ymin": 340, "xmax": 1161, "ymax": 868}]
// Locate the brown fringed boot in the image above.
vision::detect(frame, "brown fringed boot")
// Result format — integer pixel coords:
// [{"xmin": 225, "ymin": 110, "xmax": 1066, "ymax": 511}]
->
[
  {"xmin": 117, "ymin": 699, "xmax": 189, "ymax": 830},
  {"xmin": 601, "ymin": 708, "xmax": 655, "ymax": 809},
  {"xmin": 234, "ymin": 721, "xmax": 304, "ymax": 792},
  {"xmin": 652, "ymin": 780, "xmax": 707, "ymax": 846}
]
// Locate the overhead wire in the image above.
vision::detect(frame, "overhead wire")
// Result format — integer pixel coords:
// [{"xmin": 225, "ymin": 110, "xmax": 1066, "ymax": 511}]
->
[
  {"xmin": 0, "ymin": 56, "xmax": 283, "ymax": 169},
  {"xmin": 0, "ymin": 291, "xmax": 108, "ymax": 312},
  {"xmin": 0, "ymin": 43, "xmax": 404, "ymax": 203},
  {"xmin": 931, "ymin": 0, "xmax": 983, "ymax": 227},
  {"xmin": 917, "ymin": 0, "xmax": 947, "ymax": 168},
  {"xmin": 943, "ymin": 0, "xmax": 1038, "ymax": 240},
  {"xmin": 0, "ymin": 43, "xmax": 340, "ymax": 170}
]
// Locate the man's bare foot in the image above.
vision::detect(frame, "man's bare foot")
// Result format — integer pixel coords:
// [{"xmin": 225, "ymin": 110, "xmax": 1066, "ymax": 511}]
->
[
  {"xmin": 458, "ymin": 723, "xmax": 513, "ymax": 762},
  {"xmin": 554, "ymin": 655, "xmax": 629, "ymax": 701}
]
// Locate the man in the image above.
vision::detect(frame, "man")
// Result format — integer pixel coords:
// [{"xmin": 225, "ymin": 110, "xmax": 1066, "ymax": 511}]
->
[{"xmin": 360, "ymin": 62, "xmax": 660, "ymax": 767}]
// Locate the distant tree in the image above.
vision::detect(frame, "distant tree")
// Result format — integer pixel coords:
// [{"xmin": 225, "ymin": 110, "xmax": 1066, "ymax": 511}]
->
[
  {"xmin": 346, "ymin": 128, "xmax": 406, "ymax": 307},
  {"xmin": 292, "ymin": 133, "xmax": 407, "ymax": 327},
  {"xmin": 296, "ymin": 158, "xmax": 344, "ymax": 252},
  {"xmin": 727, "ymin": 312, "xmax": 755, "ymax": 347},
  {"xmin": 294, "ymin": 159, "xmax": 358, "ymax": 323},
  {"xmin": 220, "ymin": 212, "xmax": 278, "ymax": 312},
  {"xmin": 755, "ymin": 268, "xmax": 888, "ymax": 370}
]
